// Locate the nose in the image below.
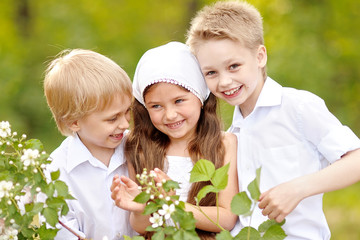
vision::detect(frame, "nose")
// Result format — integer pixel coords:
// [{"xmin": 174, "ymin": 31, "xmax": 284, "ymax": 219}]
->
[
  {"xmin": 165, "ymin": 107, "xmax": 177, "ymax": 120},
  {"xmin": 218, "ymin": 73, "xmax": 232, "ymax": 88},
  {"xmin": 117, "ymin": 116, "xmax": 130, "ymax": 129}
]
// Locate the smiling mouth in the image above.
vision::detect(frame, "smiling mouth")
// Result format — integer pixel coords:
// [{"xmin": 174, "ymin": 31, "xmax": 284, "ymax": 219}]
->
[
  {"xmin": 166, "ymin": 120, "xmax": 184, "ymax": 129},
  {"xmin": 223, "ymin": 86, "xmax": 242, "ymax": 96},
  {"xmin": 111, "ymin": 133, "xmax": 123, "ymax": 139}
]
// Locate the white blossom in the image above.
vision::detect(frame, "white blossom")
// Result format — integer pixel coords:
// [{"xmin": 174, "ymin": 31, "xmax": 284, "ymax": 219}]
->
[
  {"xmin": 158, "ymin": 203, "xmax": 175, "ymax": 220},
  {"xmin": 0, "ymin": 181, "xmax": 14, "ymax": 199},
  {"xmin": 0, "ymin": 121, "xmax": 11, "ymax": 138},
  {"xmin": 21, "ymin": 149, "xmax": 40, "ymax": 167},
  {"xmin": 149, "ymin": 212, "xmax": 163, "ymax": 228}
]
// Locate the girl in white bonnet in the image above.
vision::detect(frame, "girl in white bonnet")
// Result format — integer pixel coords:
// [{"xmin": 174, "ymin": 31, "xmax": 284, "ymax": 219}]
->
[{"xmin": 110, "ymin": 42, "xmax": 238, "ymax": 239}]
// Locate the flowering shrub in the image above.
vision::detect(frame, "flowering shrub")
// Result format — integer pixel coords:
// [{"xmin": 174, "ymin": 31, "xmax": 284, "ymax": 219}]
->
[
  {"xmin": 125, "ymin": 160, "xmax": 286, "ymax": 240},
  {"xmin": 0, "ymin": 121, "xmax": 73, "ymax": 239}
]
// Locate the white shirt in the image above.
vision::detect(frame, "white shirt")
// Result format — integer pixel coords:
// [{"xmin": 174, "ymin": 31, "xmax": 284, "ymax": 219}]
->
[
  {"xmin": 229, "ymin": 77, "xmax": 360, "ymax": 240},
  {"xmin": 165, "ymin": 156, "xmax": 194, "ymax": 202},
  {"xmin": 49, "ymin": 134, "xmax": 136, "ymax": 240}
]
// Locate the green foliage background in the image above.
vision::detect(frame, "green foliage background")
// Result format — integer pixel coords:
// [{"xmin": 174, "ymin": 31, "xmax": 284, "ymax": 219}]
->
[{"xmin": 0, "ymin": 0, "xmax": 359, "ymax": 238}]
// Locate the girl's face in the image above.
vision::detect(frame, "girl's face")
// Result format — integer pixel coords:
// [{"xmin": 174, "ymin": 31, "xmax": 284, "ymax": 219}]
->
[{"xmin": 144, "ymin": 83, "xmax": 202, "ymax": 143}]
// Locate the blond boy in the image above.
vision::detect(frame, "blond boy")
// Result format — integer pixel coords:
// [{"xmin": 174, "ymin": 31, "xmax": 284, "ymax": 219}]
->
[
  {"xmin": 44, "ymin": 49, "xmax": 136, "ymax": 240},
  {"xmin": 187, "ymin": 1, "xmax": 360, "ymax": 239}
]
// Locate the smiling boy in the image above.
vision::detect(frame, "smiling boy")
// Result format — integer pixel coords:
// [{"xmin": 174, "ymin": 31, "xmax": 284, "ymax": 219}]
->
[{"xmin": 44, "ymin": 49, "xmax": 136, "ymax": 240}]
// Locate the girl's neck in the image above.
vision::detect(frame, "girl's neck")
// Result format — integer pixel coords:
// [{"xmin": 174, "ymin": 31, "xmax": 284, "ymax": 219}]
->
[{"xmin": 166, "ymin": 139, "xmax": 190, "ymax": 157}]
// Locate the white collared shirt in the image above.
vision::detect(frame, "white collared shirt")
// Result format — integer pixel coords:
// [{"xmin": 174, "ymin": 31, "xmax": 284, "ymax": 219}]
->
[
  {"xmin": 49, "ymin": 134, "xmax": 136, "ymax": 240},
  {"xmin": 229, "ymin": 77, "xmax": 360, "ymax": 240}
]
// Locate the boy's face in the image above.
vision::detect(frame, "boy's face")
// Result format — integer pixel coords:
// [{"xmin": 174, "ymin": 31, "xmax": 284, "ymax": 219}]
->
[
  {"xmin": 70, "ymin": 94, "xmax": 131, "ymax": 160},
  {"xmin": 195, "ymin": 38, "xmax": 267, "ymax": 117}
]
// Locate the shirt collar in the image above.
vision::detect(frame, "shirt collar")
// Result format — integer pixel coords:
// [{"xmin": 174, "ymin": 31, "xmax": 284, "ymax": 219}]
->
[
  {"xmin": 65, "ymin": 134, "xmax": 127, "ymax": 173},
  {"xmin": 231, "ymin": 77, "xmax": 282, "ymax": 128}
]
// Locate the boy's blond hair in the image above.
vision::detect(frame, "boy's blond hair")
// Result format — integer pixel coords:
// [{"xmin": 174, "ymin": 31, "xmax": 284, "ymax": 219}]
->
[
  {"xmin": 186, "ymin": 1, "xmax": 263, "ymax": 52},
  {"xmin": 44, "ymin": 49, "xmax": 132, "ymax": 136}
]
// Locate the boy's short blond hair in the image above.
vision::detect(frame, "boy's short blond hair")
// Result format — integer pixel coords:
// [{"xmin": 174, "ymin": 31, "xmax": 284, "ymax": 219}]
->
[
  {"xmin": 186, "ymin": 1, "xmax": 263, "ymax": 53},
  {"xmin": 44, "ymin": 49, "xmax": 132, "ymax": 136}
]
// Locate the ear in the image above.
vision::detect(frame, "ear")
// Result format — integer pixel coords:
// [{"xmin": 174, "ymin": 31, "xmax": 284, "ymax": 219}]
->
[
  {"xmin": 69, "ymin": 120, "xmax": 81, "ymax": 132},
  {"xmin": 257, "ymin": 45, "xmax": 267, "ymax": 68}
]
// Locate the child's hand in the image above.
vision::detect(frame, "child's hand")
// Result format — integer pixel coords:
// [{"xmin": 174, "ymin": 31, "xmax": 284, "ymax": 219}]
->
[
  {"xmin": 258, "ymin": 180, "xmax": 304, "ymax": 223},
  {"xmin": 110, "ymin": 175, "xmax": 144, "ymax": 213},
  {"xmin": 152, "ymin": 168, "xmax": 176, "ymax": 196}
]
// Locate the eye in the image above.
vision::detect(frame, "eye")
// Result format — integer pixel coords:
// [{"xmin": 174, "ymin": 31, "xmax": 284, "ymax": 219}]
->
[
  {"xmin": 205, "ymin": 70, "xmax": 216, "ymax": 77},
  {"xmin": 175, "ymin": 99, "xmax": 184, "ymax": 104},
  {"xmin": 151, "ymin": 104, "xmax": 161, "ymax": 109},
  {"xmin": 229, "ymin": 64, "xmax": 239, "ymax": 70},
  {"xmin": 107, "ymin": 117, "xmax": 117, "ymax": 122}
]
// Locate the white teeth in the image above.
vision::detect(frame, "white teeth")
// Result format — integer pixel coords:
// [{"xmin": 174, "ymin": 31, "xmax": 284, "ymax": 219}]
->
[
  {"xmin": 168, "ymin": 121, "xmax": 182, "ymax": 128},
  {"xmin": 224, "ymin": 86, "xmax": 241, "ymax": 96}
]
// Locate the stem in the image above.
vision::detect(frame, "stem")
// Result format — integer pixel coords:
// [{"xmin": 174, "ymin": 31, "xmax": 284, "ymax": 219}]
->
[
  {"xmin": 194, "ymin": 204, "xmax": 226, "ymax": 232},
  {"xmin": 58, "ymin": 220, "xmax": 86, "ymax": 240}
]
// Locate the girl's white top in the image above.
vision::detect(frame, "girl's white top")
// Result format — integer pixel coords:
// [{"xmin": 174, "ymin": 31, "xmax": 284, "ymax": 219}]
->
[{"xmin": 165, "ymin": 156, "xmax": 194, "ymax": 202}]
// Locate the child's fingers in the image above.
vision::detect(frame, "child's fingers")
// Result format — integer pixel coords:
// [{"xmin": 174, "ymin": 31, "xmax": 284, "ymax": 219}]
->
[
  {"xmin": 120, "ymin": 176, "xmax": 138, "ymax": 189},
  {"xmin": 153, "ymin": 168, "xmax": 171, "ymax": 183},
  {"xmin": 110, "ymin": 175, "xmax": 121, "ymax": 192}
]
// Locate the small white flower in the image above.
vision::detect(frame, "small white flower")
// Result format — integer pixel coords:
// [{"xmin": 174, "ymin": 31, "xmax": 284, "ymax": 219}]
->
[
  {"xmin": 137, "ymin": 186, "xmax": 142, "ymax": 190},
  {"xmin": 21, "ymin": 149, "xmax": 40, "ymax": 167},
  {"xmin": 158, "ymin": 203, "xmax": 175, "ymax": 220},
  {"xmin": 18, "ymin": 144, "xmax": 23, "ymax": 148},
  {"xmin": 149, "ymin": 170, "xmax": 157, "ymax": 178},
  {"xmin": 10, "ymin": 219, "xmax": 15, "ymax": 224},
  {"xmin": 9, "ymin": 161, "xmax": 13, "ymax": 164},
  {"xmin": 149, "ymin": 212, "xmax": 163, "ymax": 228},
  {"xmin": 0, "ymin": 121, "xmax": 11, "ymax": 138},
  {"xmin": 36, "ymin": 187, "xmax": 41, "ymax": 192},
  {"xmin": 0, "ymin": 181, "xmax": 14, "ymax": 199},
  {"xmin": 165, "ymin": 196, "xmax": 171, "ymax": 201},
  {"xmin": 156, "ymin": 182, "xmax": 162, "ymax": 187},
  {"xmin": 162, "ymin": 179, "xmax": 166, "ymax": 183},
  {"xmin": 175, "ymin": 200, "xmax": 179, "ymax": 205},
  {"xmin": 159, "ymin": 194, "xmax": 163, "ymax": 199},
  {"xmin": 22, "ymin": 134, "xmax": 26, "ymax": 138},
  {"xmin": 12, "ymin": 132, "xmax": 17, "ymax": 136}
]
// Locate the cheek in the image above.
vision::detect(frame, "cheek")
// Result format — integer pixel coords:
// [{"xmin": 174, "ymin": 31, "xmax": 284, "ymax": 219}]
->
[{"xmin": 205, "ymin": 79, "xmax": 216, "ymax": 91}]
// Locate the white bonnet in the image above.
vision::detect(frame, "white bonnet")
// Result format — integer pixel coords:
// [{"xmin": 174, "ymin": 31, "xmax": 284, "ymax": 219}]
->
[{"xmin": 133, "ymin": 41, "xmax": 210, "ymax": 106}]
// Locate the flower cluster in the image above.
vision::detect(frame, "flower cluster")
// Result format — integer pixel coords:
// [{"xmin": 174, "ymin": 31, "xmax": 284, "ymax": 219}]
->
[
  {"xmin": 0, "ymin": 121, "xmax": 73, "ymax": 239},
  {"xmin": 130, "ymin": 169, "xmax": 198, "ymax": 239}
]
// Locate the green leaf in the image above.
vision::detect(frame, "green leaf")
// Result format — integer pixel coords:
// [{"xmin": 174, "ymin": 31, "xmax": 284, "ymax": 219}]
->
[
  {"xmin": 133, "ymin": 191, "xmax": 150, "ymax": 204},
  {"xmin": 152, "ymin": 229, "xmax": 165, "ymax": 240},
  {"xmin": 173, "ymin": 229, "xmax": 200, "ymax": 240},
  {"xmin": 248, "ymin": 168, "xmax": 262, "ymax": 201},
  {"xmin": 235, "ymin": 227, "xmax": 260, "ymax": 240},
  {"xmin": 231, "ymin": 192, "xmax": 252, "ymax": 215},
  {"xmin": 143, "ymin": 201, "xmax": 159, "ymax": 215},
  {"xmin": 196, "ymin": 185, "xmax": 217, "ymax": 203},
  {"xmin": 50, "ymin": 170, "xmax": 60, "ymax": 181},
  {"xmin": 42, "ymin": 207, "xmax": 58, "ymax": 227},
  {"xmin": 162, "ymin": 180, "xmax": 180, "ymax": 192},
  {"xmin": 212, "ymin": 162, "xmax": 229, "ymax": 190},
  {"xmin": 54, "ymin": 180, "xmax": 69, "ymax": 197},
  {"xmin": 258, "ymin": 219, "xmax": 286, "ymax": 233},
  {"xmin": 175, "ymin": 211, "xmax": 197, "ymax": 231},
  {"xmin": 25, "ymin": 139, "xmax": 44, "ymax": 151},
  {"xmin": 216, "ymin": 230, "xmax": 233, "ymax": 240},
  {"xmin": 262, "ymin": 224, "xmax": 287, "ymax": 240},
  {"xmin": 190, "ymin": 159, "xmax": 215, "ymax": 183}
]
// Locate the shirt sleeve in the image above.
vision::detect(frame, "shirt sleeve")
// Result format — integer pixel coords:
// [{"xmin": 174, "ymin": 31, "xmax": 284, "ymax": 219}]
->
[{"xmin": 298, "ymin": 91, "xmax": 360, "ymax": 163}]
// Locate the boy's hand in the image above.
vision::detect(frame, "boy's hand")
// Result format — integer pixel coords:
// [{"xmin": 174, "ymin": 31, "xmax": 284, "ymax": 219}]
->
[
  {"xmin": 110, "ymin": 175, "xmax": 144, "ymax": 213},
  {"xmin": 258, "ymin": 179, "xmax": 304, "ymax": 223}
]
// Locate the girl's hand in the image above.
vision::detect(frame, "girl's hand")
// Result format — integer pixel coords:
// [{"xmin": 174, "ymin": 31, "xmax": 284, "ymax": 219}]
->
[
  {"xmin": 152, "ymin": 168, "xmax": 176, "ymax": 196},
  {"xmin": 110, "ymin": 175, "xmax": 145, "ymax": 213}
]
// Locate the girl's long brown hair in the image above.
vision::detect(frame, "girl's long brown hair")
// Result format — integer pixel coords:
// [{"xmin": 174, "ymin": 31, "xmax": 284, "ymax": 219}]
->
[{"xmin": 125, "ymin": 90, "xmax": 225, "ymax": 239}]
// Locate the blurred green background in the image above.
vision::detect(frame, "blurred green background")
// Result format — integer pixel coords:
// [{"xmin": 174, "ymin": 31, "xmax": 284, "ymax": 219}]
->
[{"xmin": 1, "ymin": 0, "xmax": 359, "ymax": 238}]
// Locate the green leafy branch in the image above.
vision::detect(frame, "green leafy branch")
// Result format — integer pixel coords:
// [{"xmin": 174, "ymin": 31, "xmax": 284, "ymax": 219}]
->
[{"xmin": 0, "ymin": 121, "xmax": 74, "ymax": 239}]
